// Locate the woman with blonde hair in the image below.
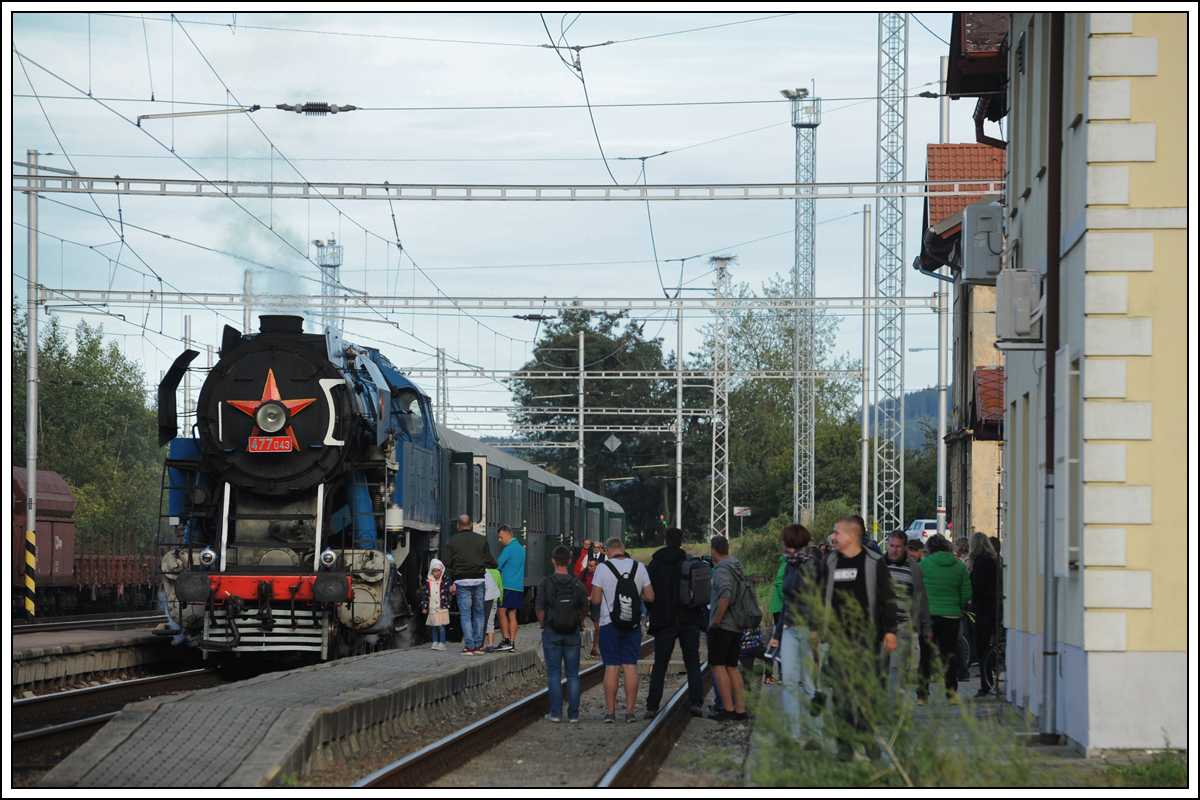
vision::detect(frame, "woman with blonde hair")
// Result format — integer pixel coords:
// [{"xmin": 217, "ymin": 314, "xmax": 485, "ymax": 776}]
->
[{"xmin": 967, "ymin": 531, "xmax": 1000, "ymax": 696}]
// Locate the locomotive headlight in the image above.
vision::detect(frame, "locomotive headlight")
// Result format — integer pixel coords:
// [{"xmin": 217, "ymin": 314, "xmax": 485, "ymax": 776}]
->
[
  {"xmin": 320, "ymin": 548, "xmax": 338, "ymax": 569},
  {"xmin": 255, "ymin": 401, "xmax": 289, "ymax": 433},
  {"xmin": 199, "ymin": 547, "xmax": 218, "ymax": 567}
]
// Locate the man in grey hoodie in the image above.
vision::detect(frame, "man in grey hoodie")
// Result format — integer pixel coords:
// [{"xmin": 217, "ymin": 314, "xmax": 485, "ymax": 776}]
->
[{"xmin": 707, "ymin": 535, "xmax": 749, "ymax": 721}]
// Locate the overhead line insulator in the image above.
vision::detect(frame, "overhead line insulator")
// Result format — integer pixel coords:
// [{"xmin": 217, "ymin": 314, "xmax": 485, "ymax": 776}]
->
[{"xmin": 275, "ymin": 103, "xmax": 358, "ymax": 116}]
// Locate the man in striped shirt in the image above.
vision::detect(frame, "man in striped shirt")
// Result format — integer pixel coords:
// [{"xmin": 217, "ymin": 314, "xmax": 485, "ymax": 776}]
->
[{"xmin": 885, "ymin": 530, "xmax": 933, "ymax": 703}]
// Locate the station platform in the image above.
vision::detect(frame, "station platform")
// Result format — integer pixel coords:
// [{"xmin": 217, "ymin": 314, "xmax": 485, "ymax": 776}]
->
[
  {"xmin": 12, "ymin": 628, "xmax": 194, "ymax": 691},
  {"xmin": 38, "ymin": 624, "xmax": 544, "ymax": 788}
]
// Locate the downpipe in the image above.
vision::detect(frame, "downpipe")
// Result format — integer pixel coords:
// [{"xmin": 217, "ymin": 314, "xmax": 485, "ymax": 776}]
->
[{"xmin": 1039, "ymin": 12, "xmax": 1065, "ymax": 744}]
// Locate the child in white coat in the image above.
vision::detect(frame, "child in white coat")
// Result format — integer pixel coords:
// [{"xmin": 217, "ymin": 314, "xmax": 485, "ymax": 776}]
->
[{"xmin": 422, "ymin": 559, "xmax": 451, "ymax": 650}]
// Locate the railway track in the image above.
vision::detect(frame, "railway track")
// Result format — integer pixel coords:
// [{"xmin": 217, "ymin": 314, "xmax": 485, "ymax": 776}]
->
[
  {"xmin": 14, "ymin": 611, "xmax": 167, "ymax": 635},
  {"xmin": 353, "ymin": 637, "xmax": 713, "ymax": 789},
  {"xmin": 12, "ymin": 668, "xmax": 219, "ymax": 771}
]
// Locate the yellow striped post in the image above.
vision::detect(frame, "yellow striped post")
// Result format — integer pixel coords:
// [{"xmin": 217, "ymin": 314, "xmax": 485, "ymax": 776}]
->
[{"xmin": 25, "ymin": 529, "xmax": 37, "ymax": 620}]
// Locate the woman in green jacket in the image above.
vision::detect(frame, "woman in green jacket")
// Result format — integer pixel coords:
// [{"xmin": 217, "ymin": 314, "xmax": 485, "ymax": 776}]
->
[{"xmin": 918, "ymin": 535, "xmax": 972, "ymax": 697}]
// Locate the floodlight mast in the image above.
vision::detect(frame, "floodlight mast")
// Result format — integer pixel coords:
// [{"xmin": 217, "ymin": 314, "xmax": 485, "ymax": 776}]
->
[{"xmin": 782, "ymin": 86, "xmax": 822, "ymax": 529}]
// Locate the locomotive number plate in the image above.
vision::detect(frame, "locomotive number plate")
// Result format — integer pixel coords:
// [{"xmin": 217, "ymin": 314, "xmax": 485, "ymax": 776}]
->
[{"xmin": 248, "ymin": 436, "xmax": 293, "ymax": 453}]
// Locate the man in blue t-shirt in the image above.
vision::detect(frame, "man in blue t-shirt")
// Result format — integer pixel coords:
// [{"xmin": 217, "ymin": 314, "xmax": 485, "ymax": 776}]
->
[{"xmin": 495, "ymin": 525, "xmax": 526, "ymax": 652}]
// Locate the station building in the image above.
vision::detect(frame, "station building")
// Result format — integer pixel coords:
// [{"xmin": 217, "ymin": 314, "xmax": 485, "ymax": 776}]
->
[{"xmin": 948, "ymin": 12, "xmax": 1188, "ymax": 754}]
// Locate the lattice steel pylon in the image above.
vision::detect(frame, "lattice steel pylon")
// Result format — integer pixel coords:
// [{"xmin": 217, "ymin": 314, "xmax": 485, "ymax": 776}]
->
[
  {"xmin": 782, "ymin": 90, "xmax": 821, "ymax": 527},
  {"xmin": 874, "ymin": 13, "xmax": 908, "ymax": 537},
  {"xmin": 436, "ymin": 348, "xmax": 448, "ymax": 425},
  {"xmin": 709, "ymin": 256, "xmax": 733, "ymax": 537},
  {"xmin": 313, "ymin": 235, "xmax": 344, "ymax": 336}
]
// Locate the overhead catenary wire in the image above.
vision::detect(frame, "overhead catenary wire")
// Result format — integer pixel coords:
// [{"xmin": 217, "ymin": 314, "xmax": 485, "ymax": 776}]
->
[
  {"xmin": 15, "ymin": 18, "xmax": 910, "ymax": 410},
  {"xmin": 911, "ymin": 14, "xmax": 951, "ymax": 47},
  {"xmin": 540, "ymin": 14, "xmax": 619, "ymax": 186},
  {"xmin": 15, "ymin": 53, "xmax": 494, "ymax": 383},
  {"xmin": 101, "ymin": 11, "xmax": 793, "ymax": 49},
  {"xmin": 166, "ymin": 17, "xmax": 533, "ymax": 353}
]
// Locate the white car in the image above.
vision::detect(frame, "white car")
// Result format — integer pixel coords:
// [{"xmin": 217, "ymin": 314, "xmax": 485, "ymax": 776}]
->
[{"xmin": 906, "ymin": 519, "xmax": 944, "ymax": 543}]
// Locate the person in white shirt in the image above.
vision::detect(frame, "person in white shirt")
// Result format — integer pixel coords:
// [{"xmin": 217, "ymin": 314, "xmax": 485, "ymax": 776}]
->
[{"xmin": 590, "ymin": 537, "xmax": 654, "ymax": 724}]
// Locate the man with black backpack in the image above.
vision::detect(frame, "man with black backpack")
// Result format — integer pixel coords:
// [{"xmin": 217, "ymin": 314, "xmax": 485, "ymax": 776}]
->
[
  {"xmin": 536, "ymin": 546, "xmax": 590, "ymax": 723},
  {"xmin": 644, "ymin": 527, "xmax": 707, "ymax": 719},
  {"xmin": 590, "ymin": 537, "xmax": 654, "ymax": 724}
]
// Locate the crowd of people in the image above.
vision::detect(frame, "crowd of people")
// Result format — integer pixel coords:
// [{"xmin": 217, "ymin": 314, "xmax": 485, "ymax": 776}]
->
[{"xmin": 428, "ymin": 512, "xmax": 1002, "ymax": 748}]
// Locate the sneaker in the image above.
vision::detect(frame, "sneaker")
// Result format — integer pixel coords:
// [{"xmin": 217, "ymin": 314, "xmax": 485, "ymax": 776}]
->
[
  {"xmin": 803, "ymin": 740, "xmax": 822, "ymax": 752},
  {"xmin": 708, "ymin": 709, "xmax": 738, "ymax": 721},
  {"xmin": 689, "ymin": 706, "xmax": 704, "ymax": 718},
  {"xmin": 483, "ymin": 646, "xmax": 495, "ymax": 653},
  {"xmin": 568, "ymin": 717, "xmax": 580, "ymax": 724},
  {"xmin": 544, "ymin": 713, "xmax": 562, "ymax": 723},
  {"xmin": 461, "ymin": 647, "xmax": 475, "ymax": 655},
  {"xmin": 763, "ymin": 675, "xmax": 778, "ymax": 685},
  {"xmin": 473, "ymin": 647, "xmax": 486, "ymax": 654},
  {"xmin": 496, "ymin": 640, "xmax": 514, "ymax": 652},
  {"xmin": 975, "ymin": 689, "xmax": 992, "ymax": 698},
  {"xmin": 603, "ymin": 713, "xmax": 616, "ymax": 724},
  {"xmin": 625, "ymin": 713, "xmax": 637, "ymax": 724},
  {"xmin": 431, "ymin": 643, "xmax": 439, "ymax": 650},
  {"xmin": 734, "ymin": 711, "xmax": 752, "ymax": 721},
  {"xmin": 707, "ymin": 704, "xmax": 723, "ymax": 715},
  {"xmin": 644, "ymin": 708, "xmax": 658, "ymax": 720}
]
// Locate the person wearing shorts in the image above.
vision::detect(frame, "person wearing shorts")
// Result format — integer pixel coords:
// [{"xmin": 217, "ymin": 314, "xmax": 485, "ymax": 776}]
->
[
  {"xmin": 495, "ymin": 525, "xmax": 526, "ymax": 652},
  {"xmin": 590, "ymin": 538, "xmax": 654, "ymax": 723},
  {"xmin": 708, "ymin": 535, "xmax": 749, "ymax": 721}
]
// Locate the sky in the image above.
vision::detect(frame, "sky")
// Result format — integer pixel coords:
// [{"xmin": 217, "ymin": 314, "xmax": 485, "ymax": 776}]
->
[{"xmin": 8, "ymin": 10, "xmax": 984, "ymax": 438}]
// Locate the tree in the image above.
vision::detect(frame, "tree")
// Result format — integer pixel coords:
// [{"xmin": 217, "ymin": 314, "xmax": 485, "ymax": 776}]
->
[
  {"xmin": 699, "ymin": 273, "xmax": 865, "ymax": 527},
  {"xmin": 11, "ymin": 309, "xmax": 164, "ymax": 552},
  {"xmin": 508, "ymin": 308, "xmax": 706, "ymax": 539},
  {"xmin": 903, "ymin": 420, "xmax": 938, "ymax": 528}
]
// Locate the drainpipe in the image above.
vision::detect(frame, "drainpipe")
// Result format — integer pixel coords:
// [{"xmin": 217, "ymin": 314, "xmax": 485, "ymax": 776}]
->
[{"xmin": 1039, "ymin": 11, "xmax": 1064, "ymax": 744}]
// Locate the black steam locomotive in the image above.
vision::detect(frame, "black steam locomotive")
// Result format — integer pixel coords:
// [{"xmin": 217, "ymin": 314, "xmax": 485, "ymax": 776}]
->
[{"xmin": 157, "ymin": 315, "xmax": 624, "ymax": 660}]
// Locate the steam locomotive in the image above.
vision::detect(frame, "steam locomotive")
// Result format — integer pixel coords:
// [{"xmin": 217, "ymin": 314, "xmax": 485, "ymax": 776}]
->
[{"xmin": 157, "ymin": 315, "xmax": 624, "ymax": 660}]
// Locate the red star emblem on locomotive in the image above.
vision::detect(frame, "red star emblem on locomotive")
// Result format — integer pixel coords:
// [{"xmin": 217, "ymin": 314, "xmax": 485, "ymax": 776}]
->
[{"xmin": 227, "ymin": 369, "xmax": 316, "ymax": 453}]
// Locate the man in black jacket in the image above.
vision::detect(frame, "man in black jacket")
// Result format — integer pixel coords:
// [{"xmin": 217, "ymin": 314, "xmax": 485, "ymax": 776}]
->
[
  {"xmin": 815, "ymin": 516, "xmax": 898, "ymax": 761},
  {"xmin": 643, "ymin": 527, "xmax": 705, "ymax": 719},
  {"xmin": 444, "ymin": 515, "xmax": 498, "ymax": 655}
]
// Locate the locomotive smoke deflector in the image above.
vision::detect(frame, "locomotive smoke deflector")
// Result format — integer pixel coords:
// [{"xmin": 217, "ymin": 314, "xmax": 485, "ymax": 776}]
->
[
  {"xmin": 356, "ymin": 354, "xmax": 392, "ymax": 446},
  {"xmin": 158, "ymin": 349, "xmax": 200, "ymax": 446}
]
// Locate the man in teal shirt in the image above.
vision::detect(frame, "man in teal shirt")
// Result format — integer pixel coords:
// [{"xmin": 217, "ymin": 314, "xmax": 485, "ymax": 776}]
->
[{"xmin": 496, "ymin": 525, "xmax": 526, "ymax": 652}]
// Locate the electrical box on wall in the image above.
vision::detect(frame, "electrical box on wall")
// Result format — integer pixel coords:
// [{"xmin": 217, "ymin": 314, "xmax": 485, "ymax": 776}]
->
[
  {"xmin": 962, "ymin": 203, "xmax": 1004, "ymax": 284},
  {"xmin": 995, "ymin": 269, "xmax": 1042, "ymax": 341}
]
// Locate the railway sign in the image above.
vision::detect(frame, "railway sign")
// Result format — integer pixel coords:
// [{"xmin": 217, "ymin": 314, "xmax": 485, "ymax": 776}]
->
[
  {"xmin": 733, "ymin": 507, "xmax": 751, "ymax": 517},
  {"xmin": 604, "ymin": 435, "xmax": 622, "ymax": 452}
]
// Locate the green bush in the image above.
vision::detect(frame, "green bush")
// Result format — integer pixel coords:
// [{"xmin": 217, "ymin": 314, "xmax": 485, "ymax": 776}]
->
[
  {"xmin": 748, "ymin": 582, "xmax": 1065, "ymax": 788},
  {"xmin": 1107, "ymin": 750, "xmax": 1188, "ymax": 788}
]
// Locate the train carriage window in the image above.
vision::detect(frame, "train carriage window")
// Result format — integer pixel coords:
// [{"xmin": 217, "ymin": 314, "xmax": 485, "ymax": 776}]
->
[
  {"xmin": 397, "ymin": 391, "xmax": 425, "ymax": 437},
  {"xmin": 472, "ymin": 465, "xmax": 483, "ymax": 524}
]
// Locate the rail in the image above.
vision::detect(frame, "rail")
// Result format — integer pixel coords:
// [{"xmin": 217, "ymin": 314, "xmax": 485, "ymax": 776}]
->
[
  {"xmin": 597, "ymin": 661, "xmax": 713, "ymax": 788},
  {"xmin": 12, "ymin": 668, "xmax": 218, "ymax": 773},
  {"xmin": 14, "ymin": 612, "xmax": 167, "ymax": 635},
  {"xmin": 355, "ymin": 637, "xmax": 658, "ymax": 788},
  {"xmin": 12, "ymin": 668, "xmax": 214, "ymax": 726},
  {"xmin": 12, "ymin": 712, "xmax": 121, "ymax": 768}
]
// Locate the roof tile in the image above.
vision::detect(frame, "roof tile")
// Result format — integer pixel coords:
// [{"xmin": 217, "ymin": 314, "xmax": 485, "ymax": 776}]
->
[{"xmin": 927, "ymin": 143, "xmax": 1006, "ymax": 227}]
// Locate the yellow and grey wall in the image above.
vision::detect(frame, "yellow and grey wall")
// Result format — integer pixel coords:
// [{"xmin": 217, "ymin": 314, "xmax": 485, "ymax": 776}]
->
[{"xmin": 1001, "ymin": 12, "xmax": 1186, "ymax": 754}]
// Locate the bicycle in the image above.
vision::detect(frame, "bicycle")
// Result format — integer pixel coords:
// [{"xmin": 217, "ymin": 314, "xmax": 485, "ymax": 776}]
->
[{"xmin": 980, "ymin": 638, "xmax": 1006, "ymax": 697}]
